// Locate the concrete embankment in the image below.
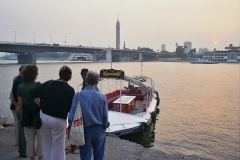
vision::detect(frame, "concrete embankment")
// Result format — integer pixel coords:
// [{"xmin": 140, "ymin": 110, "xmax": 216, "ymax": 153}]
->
[{"xmin": 0, "ymin": 117, "xmax": 210, "ymax": 160}]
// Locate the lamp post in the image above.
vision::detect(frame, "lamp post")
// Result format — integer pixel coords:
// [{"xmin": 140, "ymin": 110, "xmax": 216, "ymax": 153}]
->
[
  {"xmin": 65, "ymin": 36, "xmax": 66, "ymax": 46},
  {"xmin": 50, "ymin": 34, "xmax": 52, "ymax": 45},
  {"xmin": 33, "ymin": 32, "xmax": 35, "ymax": 44},
  {"xmin": 14, "ymin": 31, "xmax": 16, "ymax": 43}
]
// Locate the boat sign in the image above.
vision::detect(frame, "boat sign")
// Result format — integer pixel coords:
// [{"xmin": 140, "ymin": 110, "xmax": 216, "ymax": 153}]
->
[{"xmin": 100, "ymin": 69, "xmax": 124, "ymax": 79}]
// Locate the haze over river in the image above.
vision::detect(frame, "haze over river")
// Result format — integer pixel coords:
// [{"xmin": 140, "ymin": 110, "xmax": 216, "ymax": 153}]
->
[{"xmin": 0, "ymin": 60, "xmax": 239, "ymax": 160}]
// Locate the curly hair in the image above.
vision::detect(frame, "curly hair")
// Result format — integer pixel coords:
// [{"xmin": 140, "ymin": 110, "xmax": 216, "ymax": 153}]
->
[
  {"xmin": 22, "ymin": 65, "xmax": 38, "ymax": 83},
  {"xmin": 59, "ymin": 66, "xmax": 72, "ymax": 81}
]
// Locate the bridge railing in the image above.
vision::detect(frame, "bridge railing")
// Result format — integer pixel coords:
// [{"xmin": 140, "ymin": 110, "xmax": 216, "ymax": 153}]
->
[{"xmin": 0, "ymin": 41, "xmax": 106, "ymax": 49}]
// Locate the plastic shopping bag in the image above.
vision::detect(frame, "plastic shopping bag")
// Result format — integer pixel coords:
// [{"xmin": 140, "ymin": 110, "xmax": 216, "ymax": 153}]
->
[{"xmin": 70, "ymin": 101, "xmax": 85, "ymax": 146}]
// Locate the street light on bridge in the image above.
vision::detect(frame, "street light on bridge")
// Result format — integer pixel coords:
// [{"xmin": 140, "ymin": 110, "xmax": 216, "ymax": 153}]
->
[
  {"xmin": 14, "ymin": 31, "xmax": 16, "ymax": 43},
  {"xmin": 50, "ymin": 34, "xmax": 52, "ymax": 45},
  {"xmin": 33, "ymin": 32, "xmax": 35, "ymax": 44}
]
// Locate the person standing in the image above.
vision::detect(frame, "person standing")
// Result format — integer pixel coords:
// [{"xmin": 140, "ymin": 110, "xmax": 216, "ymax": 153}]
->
[
  {"xmin": 80, "ymin": 68, "xmax": 88, "ymax": 90},
  {"xmin": 11, "ymin": 65, "xmax": 27, "ymax": 157},
  {"xmin": 80, "ymin": 68, "xmax": 99, "ymax": 91},
  {"xmin": 31, "ymin": 66, "xmax": 75, "ymax": 160},
  {"xmin": 67, "ymin": 71, "xmax": 109, "ymax": 160},
  {"xmin": 10, "ymin": 65, "xmax": 25, "ymax": 146},
  {"xmin": 17, "ymin": 65, "xmax": 43, "ymax": 160}
]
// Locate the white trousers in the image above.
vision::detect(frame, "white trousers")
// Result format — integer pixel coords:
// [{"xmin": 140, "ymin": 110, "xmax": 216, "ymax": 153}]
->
[
  {"xmin": 40, "ymin": 111, "xmax": 67, "ymax": 160},
  {"xmin": 11, "ymin": 102, "xmax": 19, "ymax": 145},
  {"xmin": 24, "ymin": 127, "xmax": 42, "ymax": 157}
]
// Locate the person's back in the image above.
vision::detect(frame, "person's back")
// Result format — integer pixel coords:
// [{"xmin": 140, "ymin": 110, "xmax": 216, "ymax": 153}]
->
[
  {"xmin": 31, "ymin": 65, "xmax": 75, "ymax": 160},
  {"xmin": 68, "ymin": 70, "xmax": 108, "ymax": 160},
  {"xmin": 38, "ymin": 80, "xmax": 75, "ymax": 119},
  {"xmin": 79, "ymin": 87, "xmax": 108, "ymax": 128}
]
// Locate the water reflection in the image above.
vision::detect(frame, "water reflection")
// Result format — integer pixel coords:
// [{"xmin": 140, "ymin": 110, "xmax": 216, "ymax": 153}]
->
[
  {"xmin": 120, "ymin": 122, "xmax": 155, "ymax": 148},
  {"xmin": 119, "ymin": 108, "xmax": 160, "ymax": 148}
]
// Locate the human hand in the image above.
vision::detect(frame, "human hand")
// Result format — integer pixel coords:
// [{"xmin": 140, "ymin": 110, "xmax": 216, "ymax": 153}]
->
[{"xmin": 66, "ymin": 126, "xmax": 71, "ymax": 139}]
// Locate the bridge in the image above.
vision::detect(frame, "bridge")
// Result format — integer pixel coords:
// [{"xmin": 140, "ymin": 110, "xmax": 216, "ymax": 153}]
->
[{"xmin": 0, "ymin": 42, "xmax": 176, "ymax": 64}]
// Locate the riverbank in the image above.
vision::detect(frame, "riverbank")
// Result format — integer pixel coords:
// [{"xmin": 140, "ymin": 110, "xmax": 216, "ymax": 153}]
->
[{"xmin": 0, "ymin": 117, "xmax": 210, "ymax": 160}]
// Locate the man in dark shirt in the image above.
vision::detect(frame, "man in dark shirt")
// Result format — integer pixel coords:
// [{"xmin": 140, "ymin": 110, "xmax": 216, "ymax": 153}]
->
[
  {"xmin": 11, "ymin": 65, "xmax": 27, "ymax": 158},
  {"xmin": 80, "ymin": 68, "xmax": 88, "ymax": 90}
]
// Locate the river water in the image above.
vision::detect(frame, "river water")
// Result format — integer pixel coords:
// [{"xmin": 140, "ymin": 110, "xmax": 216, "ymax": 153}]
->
[{"xmin": 0, "ymin": 60, "xmax": 239, "ymax": 160}]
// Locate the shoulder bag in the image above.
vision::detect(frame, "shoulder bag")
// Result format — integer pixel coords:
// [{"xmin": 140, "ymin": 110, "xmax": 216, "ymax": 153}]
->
[{"xmin": 69, "ymin": 95, "xmax": 85, "ymax": 146}]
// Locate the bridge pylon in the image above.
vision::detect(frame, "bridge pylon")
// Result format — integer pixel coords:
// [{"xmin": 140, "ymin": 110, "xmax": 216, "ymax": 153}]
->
[{"xmin": 17, "ymin": 53, "xmax": 36, "ymax": 64}]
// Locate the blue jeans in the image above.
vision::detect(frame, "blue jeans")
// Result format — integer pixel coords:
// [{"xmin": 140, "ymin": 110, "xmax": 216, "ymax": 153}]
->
[{"xmin": 79, "ymin": 125, "xmax": 106, "ymax": 160}]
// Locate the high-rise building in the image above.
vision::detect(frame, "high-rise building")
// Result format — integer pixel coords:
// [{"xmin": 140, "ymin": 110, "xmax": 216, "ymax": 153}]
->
[
  {"xmin": 161, "ymin": 44, "xmax": 166, "ymax": 52},
  {"xmin": 184, "ymin": 41, "xmax": 192, "ymax": 53},
  {"xmin": 116, "ymin": 14, "xmax": 120, "ymax": 49}
]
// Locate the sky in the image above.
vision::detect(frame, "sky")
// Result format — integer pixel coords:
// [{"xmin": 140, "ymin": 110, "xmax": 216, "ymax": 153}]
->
[{"xmin": 0, "ymin": 0, "xmax": 239, "ymax": 56}]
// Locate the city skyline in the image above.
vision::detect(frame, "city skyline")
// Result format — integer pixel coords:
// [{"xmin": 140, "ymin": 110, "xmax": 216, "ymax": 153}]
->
[{"xmin": 0, "ymin": 0, "xmax": 239, "ymax": 57}]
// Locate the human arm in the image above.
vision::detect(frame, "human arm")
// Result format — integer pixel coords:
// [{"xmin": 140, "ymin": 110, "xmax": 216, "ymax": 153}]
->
[
  {"xmin": 66, "ymin": 93, "xmax": 78, "ymax": 138},
  {"xmin": 102, "ymin": 96, "xmax": 109, "ymax": 130},
  {"xmin": 33, "ymin": 98, "xmax": 40, "ymax": 106},
  {"xmin": 12, "ymin": 77, "xmax": 21, "ymax": 105},
  {"xmin": 18, "ymin": 96, "xmax": 23, "ymax": 119},
  {"xmin": 68, "ymin": 93, "xmax": 79, "ymax": 126},
  {"xmin": 12, "ymin": 97, "xmax": 18, "ymax": 108},
  {"xmin": 17, "ymin": 84, "xmax": 23, "ymax": 118}
]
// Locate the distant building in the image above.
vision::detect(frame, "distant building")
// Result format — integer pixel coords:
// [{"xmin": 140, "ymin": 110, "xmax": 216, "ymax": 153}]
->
[
  {"xmin": 161, "ymin": 44, "xmax": 166, "ymax": 52},
  {"xmin": 184, "ymin": 41, "xmax": 192, "ymax": 53},
  {"xmin": 198, "ymin": 47, "xmax": 209, "ymax": 54},
  {"xmin": 116, "ymin": 14, "xmax": 120, "ymax": 49}
]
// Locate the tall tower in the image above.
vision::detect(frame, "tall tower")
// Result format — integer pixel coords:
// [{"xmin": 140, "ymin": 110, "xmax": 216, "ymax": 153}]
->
[
  {"xmin": 116, "ymin": 14, "xmax": 120, "ymax": 49},
  {"xmin": 161, "ymin": 44, "xmax": 166, "ymax": 52},
  {"xmin": 184, "ymin": 41, "xmax": 192, "ymax": 53}
]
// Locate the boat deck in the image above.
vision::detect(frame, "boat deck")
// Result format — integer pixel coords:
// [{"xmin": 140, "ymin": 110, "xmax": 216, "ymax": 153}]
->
[{"xmin": 130, "ymin": 100, "xmax": 145, "ymax": 114}]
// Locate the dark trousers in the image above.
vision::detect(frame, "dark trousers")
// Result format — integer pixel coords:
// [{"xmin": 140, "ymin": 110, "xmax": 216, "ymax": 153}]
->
[
  {"xmin": 16, "ymin": 108, "xmax": 26, "ymax": 156},
  {"xmin": 79, "ymin": 125, "xmax": 106, "ymax": 160}
]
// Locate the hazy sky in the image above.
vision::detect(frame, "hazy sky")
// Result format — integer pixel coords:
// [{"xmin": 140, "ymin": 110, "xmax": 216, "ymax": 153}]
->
[{"xmin": 0, "ymin": 0, "xmax": 239, "ymax": 56}]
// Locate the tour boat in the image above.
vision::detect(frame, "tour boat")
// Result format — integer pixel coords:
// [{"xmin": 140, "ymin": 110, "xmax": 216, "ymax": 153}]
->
[
  {"xmin": 68, "ymin": 53, "xmax": 93, "ymax": 61},
  {"xmin": 96, "ymin": 69, "xmax": 160, "ymax": 136},
  {"xmin": 190, "ymin": 59, "xmax": 218, "ymax": 64}
]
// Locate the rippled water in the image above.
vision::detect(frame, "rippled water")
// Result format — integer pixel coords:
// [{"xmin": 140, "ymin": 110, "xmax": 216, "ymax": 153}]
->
[{"xmin": 0, "ymin": 60, "xmax": 239, "ymax": 160}]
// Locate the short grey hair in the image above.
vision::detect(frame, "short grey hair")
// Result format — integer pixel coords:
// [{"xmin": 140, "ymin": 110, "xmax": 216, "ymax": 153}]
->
[{"xmin": 86, "ymin": 71, "xmax": 99, "ymax": 85}]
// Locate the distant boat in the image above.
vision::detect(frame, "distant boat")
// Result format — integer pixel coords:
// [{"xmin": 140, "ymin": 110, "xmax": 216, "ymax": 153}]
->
[
  {"xmin": 58, "ymin": 58, "xmax": 64, "ymax": 61},
  {"xmin": 3, "ymin": 54, "xmax": 17, "ymax": 60},
  {"xmin": 190, "ymin": 59, "xmax": 218, "ymax": 64},
  {"xmin": 68, "ymin": 53, "xmax": 93, "ymax": 61}
]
